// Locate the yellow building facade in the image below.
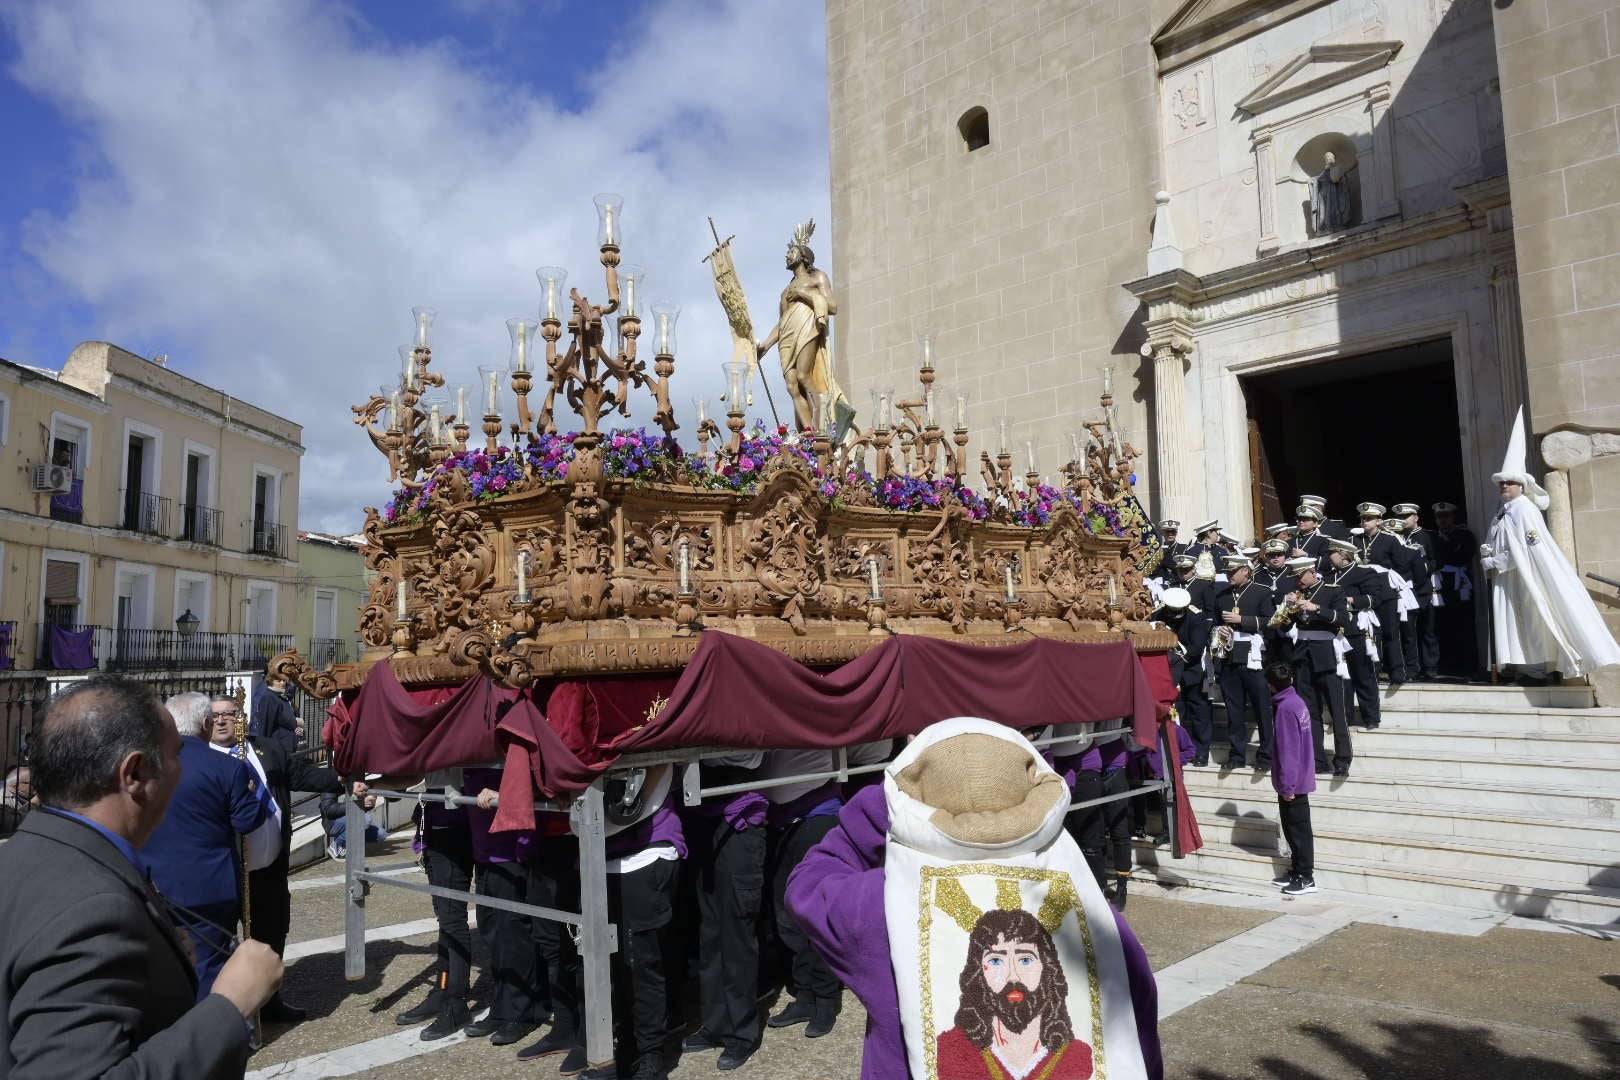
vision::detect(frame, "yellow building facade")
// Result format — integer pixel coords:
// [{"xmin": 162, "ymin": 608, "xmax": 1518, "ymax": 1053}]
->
[{"xmin": 0, "ymin": 341, "xmax": 303, "ymax": 672}]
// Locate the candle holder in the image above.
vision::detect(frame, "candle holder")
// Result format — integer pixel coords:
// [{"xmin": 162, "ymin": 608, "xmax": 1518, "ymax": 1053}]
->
[
  {"xmin": 865, "ymin": 556, "xmax": 889, "ymax": 636},
  {"xmin": 508, "ymin": 595, "xmax": 536, "ymax": 639},
  {"xmin": 483, "ymin": 413, "xmax": 503, "ymax": 455},
  {"xmin": 1105, "ymin": 603, "xmax": 1127, "ymax": 632},
  {"xmin": 673, "ymin": 537, "xmax": 701, "ymax": 637},
  {"xmin": 391, "ymin": 614, "xmax": 419, "ymax": 657}
]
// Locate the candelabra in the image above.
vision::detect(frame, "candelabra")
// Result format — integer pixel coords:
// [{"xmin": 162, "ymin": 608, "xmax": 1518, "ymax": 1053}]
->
[{"xmin": 352, "ymin": 309, "xmax": 450, "ymax": 488}]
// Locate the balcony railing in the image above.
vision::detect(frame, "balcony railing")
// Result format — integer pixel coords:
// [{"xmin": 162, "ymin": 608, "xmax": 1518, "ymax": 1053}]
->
[
  {"xmin": 310, "ymin": 637, "xmax": 347, "ymax": 668},
  {"xmin": 181, "ymin": 503, "xmax": 222, "ymax": 545},
  {"xmin": 0, "ymin": 622, "xmax": 15, "ymax": 671},
  {"xmin": 121, "ymin": 490, "xmax": 171, "ymax": 536},
  {"xmin": 249, "ymin": 521, "xmax": 288, "ymax": 558},
  {"xmin": 40, "ymin": 626, "xmax": 293, "ymax": 672}
]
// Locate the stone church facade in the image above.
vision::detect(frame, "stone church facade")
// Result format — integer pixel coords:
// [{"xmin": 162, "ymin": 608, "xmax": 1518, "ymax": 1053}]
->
[{"xmin": 827, "ymin": 0, "xmax": 1620, "ymax": 638}]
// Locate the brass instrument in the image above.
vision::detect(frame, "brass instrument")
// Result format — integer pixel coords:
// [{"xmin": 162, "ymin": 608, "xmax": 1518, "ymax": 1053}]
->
[
  {"xmin": 1209, "ymin": 623, "xmax": 1234, "ymax": 658},
  {"xmin": 1269, "ymin": 592, "xmax": 1303, "ymax": 629}
]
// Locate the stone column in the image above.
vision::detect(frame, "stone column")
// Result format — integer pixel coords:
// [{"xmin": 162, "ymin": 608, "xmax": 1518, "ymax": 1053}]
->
[
  {"xmin": 1541, "ymin": 431, "xmax": 1593, "ymax": 564},
  {"xmin": 1149, "ymin": 341, "xmax": 1193, "ymax": 521}
]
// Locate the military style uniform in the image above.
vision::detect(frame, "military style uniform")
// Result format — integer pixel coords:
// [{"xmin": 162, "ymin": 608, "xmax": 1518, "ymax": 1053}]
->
[
  {"xmin": 1353, "ymin": 505, "xmax": 1409, "ymax": 684},
  {"xmin": 1213, "ymin": 565, "xmax": 1277, "ymax": 769},
  {"xmin": 1325, "ymin": 546, "xmax": 1386, "ymax": 729},
  {"xmin": 1152, "ymin": 596, "xmax": 1213, "ymax": 764},
  {"xmin": 1433, "ymin": 503, "xmax": 1479, "ymax": 677},
  {"xmin": 1284, "ymin": 572, "xmax": 1355, "ymax": 775}
]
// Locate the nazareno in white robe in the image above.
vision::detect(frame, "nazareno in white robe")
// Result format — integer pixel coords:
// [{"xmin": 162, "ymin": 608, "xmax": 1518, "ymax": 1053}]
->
[{"xmin": 1483, "ymin": 494, "xmax": 1620, "ymax": 676}]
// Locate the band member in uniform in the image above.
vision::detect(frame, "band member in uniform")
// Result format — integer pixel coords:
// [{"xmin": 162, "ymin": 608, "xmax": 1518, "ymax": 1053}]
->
[
  {"xmin": 1214, "ymin": 554, "xmax": 1277, "ymax": 771},
  {"xmin": 1185, "ymin": 519, "xmax": 1234, "ymax": 578},
  {"xmin": 1324, "ymin": 538, "xmax": 1383, "ymax": 729},
  {"xmin": 1171, "ymin": 553, "xmax": 1218, "ymax": 614},
  {"xmin": 1353, "ymin": 502, "xmax": 1410, "ymax": 686},
  {"xmin": 1152, "ymin": 586, "xmax": 1213, "ymax": 766},
  {"xmin": 1392, "ymin": 503, "xmax": 1440, "ymax": 680},
  {"xmin": 1301, "ymin": 495, "xmax": 1352, "ymax": 540},
  {"xmin": 1255, "ymin": 539, "xmax": 1299, "ymax": 668},
  {"xmin": 1432, "ymin": 501, "xmax": 1479, "ymax": 678},
  {"xmin": 1292, "ymin": 503, "xmax": 1330, "ymax": 568},
  {"xmin": 1278, "ymin": 557, "xmax": 1354, "ymax": 776},
  {"xmin": 1149, "ymin": 520, "xmax": 1188, "ymax": 585}
]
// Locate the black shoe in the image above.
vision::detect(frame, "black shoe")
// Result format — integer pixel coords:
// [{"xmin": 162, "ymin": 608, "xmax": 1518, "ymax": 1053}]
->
[
  {"xmin": 260, "ymin": 996, "xmax": 307, "ymax": 1024},
  {"xmin": 463, "ymin": 1017, "xmax": 501, "ymax": 1039},
  {"xmin": 559, "ymin": 1045, "xmax": 590, "ymax": 1075},
  {"xmin": 420, "ymin": 1000, "xmax": 471, "ymax": 1041},
  {"xmin": 1111, "ymin": 873, "xmax": 1129, "ymax": 911},
  {"xmin": 1152, "ymin": 832, "xmax": 1170, "ymax": 846},
  {"xmin": 580, "ymin": 1065, "xmax": 619, "ymax": 1080},
  {"xmin": 768, "ymin": 998, "xmax": 814, "ymax": 1028},
  {"xmin": 682, "ymin": 1030, "xmax": 723, "ymax": 1053},
  {"xmin": 1192, "ymin": 755, "xmax": 1209, "ymax": 767},
  {"xmin": 1281, "ymin": 876, "xmax": 1318, "ymax": 896},
  {"xmin": 517, "ymin": 1027, "xmax": 577, "ymax": 1060},
  {"xmin": 1332, "ymin": 767, "xmax": 1349, "ymax": 777},
  {"xmin": 806, "ymin": 1002, "xmax": 838, "ymax": 1039},
  {"xmin": 395, "ymin": 990, "xmax": 443, "ymax": 1025},
  {"xmin": 628, "ymin": 1058, "xmax": 669, "ymax": 1080},
  {"xmin": 717, "ymin": 1045, "xmax": 756, "ymax": 1071},
  {"xmin": 491, "ymin": 1020, "xmax": 538, "ymax": 1046}
]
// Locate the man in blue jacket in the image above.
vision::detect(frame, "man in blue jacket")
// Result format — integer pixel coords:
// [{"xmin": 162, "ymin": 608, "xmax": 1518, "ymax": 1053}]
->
[{"xmin": 140, "ymin": 691, "xmax": 273, "ymax": 998}]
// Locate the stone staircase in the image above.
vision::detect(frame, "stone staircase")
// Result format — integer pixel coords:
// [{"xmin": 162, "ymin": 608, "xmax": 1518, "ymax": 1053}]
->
[{"xmin": 1136, "ymin": 683, "xmax": 1620, "ymax": 924}]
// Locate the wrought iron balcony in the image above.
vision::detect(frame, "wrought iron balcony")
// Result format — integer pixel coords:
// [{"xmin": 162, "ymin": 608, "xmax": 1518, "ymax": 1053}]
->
[
  {"xmin": 249, "ymin": 521, "xmax": 288, "ymax": 557},
  {"xmin": 181, "ymin": 503, "xmax": 222, "ymax": 545},
  {"xmin": 309, "ymin": 637, "xmax": 347, "ymax": 668},
  {"xmin": 121, "ymin": 490, "xmax": 171, "ymax": 536}
]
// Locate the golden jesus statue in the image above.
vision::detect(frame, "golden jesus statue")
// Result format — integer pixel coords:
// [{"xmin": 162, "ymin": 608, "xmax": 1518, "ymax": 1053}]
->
[{"xmin": 755, "ymin": 220, "xmax": 853, "ymax": 433}]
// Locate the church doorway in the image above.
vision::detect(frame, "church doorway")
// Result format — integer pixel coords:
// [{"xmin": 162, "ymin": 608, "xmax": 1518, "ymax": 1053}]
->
[{"xmin": 1240, "ymin": 339, "xmax": 1468, "ymax": 537}]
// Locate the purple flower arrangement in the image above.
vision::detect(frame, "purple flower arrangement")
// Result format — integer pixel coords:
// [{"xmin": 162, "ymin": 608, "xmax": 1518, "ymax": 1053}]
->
[{"xmin": 379, "ymin": 424, "xmax": 1126, "ymax": 539}]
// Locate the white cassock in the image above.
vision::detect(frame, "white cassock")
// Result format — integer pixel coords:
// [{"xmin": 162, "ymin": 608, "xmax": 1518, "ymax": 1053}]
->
[{"xmin": 1483, "ymin": 494, "xmax": 1620, "ymax": 676}]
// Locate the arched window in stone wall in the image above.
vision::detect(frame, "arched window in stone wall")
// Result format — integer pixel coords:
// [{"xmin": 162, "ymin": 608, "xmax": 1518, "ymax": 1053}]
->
[
  {"xmin": 958, "ymin": 106, "xmax": 990, "ymax": 152},
  {"xmin": 1295, "ymin": 132, "xmax": 1361, "ymax": 236}
]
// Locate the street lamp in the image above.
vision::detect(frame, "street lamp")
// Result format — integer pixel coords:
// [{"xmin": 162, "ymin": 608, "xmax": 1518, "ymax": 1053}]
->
[{"xmin": 175, "ymin": 609, "xmax": 199, "ymax": 636}]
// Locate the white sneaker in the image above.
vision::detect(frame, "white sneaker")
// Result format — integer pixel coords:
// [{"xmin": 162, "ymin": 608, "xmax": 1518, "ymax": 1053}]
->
[{"xmin": 327, "ymin": 840, "xmax": 346, "ymax": 861}]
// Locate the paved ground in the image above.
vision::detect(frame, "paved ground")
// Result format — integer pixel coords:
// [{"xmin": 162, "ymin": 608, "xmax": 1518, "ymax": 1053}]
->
[{"xmin": 248, "ymin": 837, "xmax": 1620, "ymax": 1079}]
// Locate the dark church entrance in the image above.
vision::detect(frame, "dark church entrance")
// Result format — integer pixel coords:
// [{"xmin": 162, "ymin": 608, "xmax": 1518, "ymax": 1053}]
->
[{"xmin": 1241, "ymin": 339, "xmax": 1468, "ymax": 536}]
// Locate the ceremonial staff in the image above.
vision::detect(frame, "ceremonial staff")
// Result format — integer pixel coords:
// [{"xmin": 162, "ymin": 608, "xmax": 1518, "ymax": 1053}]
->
[{"xmin": 231, "ymin": 688, "xmax": 263, "ymax": 1048}]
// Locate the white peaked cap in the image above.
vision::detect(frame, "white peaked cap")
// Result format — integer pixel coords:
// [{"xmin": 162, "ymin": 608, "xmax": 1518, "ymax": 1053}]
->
[{"xmin": 1491, "ymin": 406, "xmax": 1551, "ymax": 511}]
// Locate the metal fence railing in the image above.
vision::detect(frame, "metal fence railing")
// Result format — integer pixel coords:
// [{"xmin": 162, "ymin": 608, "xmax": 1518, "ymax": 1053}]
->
[{"xmin": 42, "ymin": 628, "xmax": 293, "ymax": 673}]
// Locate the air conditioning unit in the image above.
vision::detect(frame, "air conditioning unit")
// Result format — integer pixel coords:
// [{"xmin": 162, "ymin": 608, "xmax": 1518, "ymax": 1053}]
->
[{"xmin": 30, "ymin": 463, "xmax": 74, "ymax": 494}]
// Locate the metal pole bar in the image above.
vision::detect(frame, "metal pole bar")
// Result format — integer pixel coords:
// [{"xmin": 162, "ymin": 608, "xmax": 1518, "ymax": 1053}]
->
[
  {"xmin": 1065, "ymin": 780, "xmax": 1167, "ymax": 813},
  {"xmin": 576, "ymin": 780, "xmax": 617, "ymax": 1069},
  {"xmin": 353, "ymin": 872, "xmax": 583, "ymax": 927},
  {"xmin": 361, "ymin": 788, "xmax": 570, "ymax": 813},
  {"xmin": 343, "ymin": 791, "xmax": 367, "ymax": 981}
]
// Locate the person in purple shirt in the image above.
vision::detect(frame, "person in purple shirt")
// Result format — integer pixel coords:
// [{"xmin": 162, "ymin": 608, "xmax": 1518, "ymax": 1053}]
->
[
  {"xmin": 1266, "ymin": 663, "xmax": 1318, "ymax": 896},
  {"xmin": 762, "ymin": 750, "xmax": 845, "ymax": 1039},
  {"xmin": 784, "ymin": 781, "xmax": 1163, "ymax": 1080},
  {"xmin": 466, "ymin": 768, "xmax": 547, "ymax": 1047}
]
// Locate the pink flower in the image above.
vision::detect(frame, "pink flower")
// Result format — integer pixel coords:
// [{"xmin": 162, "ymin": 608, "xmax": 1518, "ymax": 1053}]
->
[
  {"xmin": 739, "ymin": 455, "xmax": 757, "ymax": 471},
  {"xmin": 491, "ymin": 476, "xmax": 508, "ymax": 491}
]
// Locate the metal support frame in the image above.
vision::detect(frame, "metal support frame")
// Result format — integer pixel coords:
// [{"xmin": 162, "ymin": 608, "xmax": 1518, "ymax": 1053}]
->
[{"xmin": 339, "ymin": 720, "xmax": 1183, "ymax": 1068}]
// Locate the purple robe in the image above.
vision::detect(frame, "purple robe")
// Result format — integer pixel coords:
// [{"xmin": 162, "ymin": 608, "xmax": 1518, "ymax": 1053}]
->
[
  {"xmin": 786, "ymin": 785, "xmax": 1164, "ymax": 1080},
  {"xmin": 1270, "ymin": 687, "xmax": 1316, "ymax": 799}
]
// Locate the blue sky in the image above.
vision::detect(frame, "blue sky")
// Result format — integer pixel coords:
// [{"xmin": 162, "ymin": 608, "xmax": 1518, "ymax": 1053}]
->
[{"xmin": 0, "ymin": 0, "xmax": 830, "ymax": 532}]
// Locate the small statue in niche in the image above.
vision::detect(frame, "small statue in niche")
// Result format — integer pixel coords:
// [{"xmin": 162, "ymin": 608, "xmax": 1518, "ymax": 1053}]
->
[{"xmin": 1310, "ymin": 151, "xmax": 1355, "ymax": 234}]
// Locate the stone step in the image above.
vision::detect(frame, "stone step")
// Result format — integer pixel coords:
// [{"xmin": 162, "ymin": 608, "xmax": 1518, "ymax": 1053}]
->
[
  {"xmin": 1367, "ymin": 706, "xmax": 1620, "ymax": 734},
  {"xmin": 1191, "ymin": 810, "xmax": 1616, "ymax": 888},
  {"xmin": 1206, "ymin": 742, "xmax": 1620, "ymax": 789},
  {"xmin": 1134, "ymin": 841, "xmax": 1620, "ymax": 924},
  {"xmin": 1378, "ymin": 683, "xmax": 1597, "ymax": 709},
  {"xmin": 1180, "ymin": 761, "xmax": 1618, "ymax": 819},
  {"xmin": 1185, "ymin": 781, "xmax": 1620, "ymax": 851},
  {"xmin": 1347, "ymin": 726, "xmax": 1620, "ymax": 759}
]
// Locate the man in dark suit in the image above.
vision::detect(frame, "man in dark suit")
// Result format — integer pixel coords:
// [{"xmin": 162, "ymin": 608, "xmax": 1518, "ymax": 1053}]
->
[
  {"xmin": 141, "ymin": 693, "xmax": 274, "ymax": 999},
  {"xmin": 0, "ymin": 674, "xmax": 281, "ymax": 1078},
  {"xmin": 207, "ymin": 695, "xmax": 352, "ymax": 1024}
]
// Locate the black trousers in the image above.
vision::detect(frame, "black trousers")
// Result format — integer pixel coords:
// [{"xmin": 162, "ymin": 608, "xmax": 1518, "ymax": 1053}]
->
[
  {"xmin": 1177, "ymin": 681, "xmax": 1212, "ymax": 757},
  {"xmin": 1294, "ymin": 660, "xmax": 1352, "ymax": 772},
  {"xmin": 1343, "ymin": 638, "xmax": 1381, "ymax": 727},
  {"xmin": 247, "ymin": 846, "xmax": 292, "ymax": 957},
  {"xmin": 767, "ymin": 815, "xmax": 842, "ymax": 1009},
  {"xmin": 1436, "ymin": 597, "xmax": 1478, "ymax": 676},
  {"xmin": 527, "ymin": 836, "xmax": 578, "ymax": 1033},
  {"xmin": 1375, "ymin": 599, "xmax": 1406, "ymax": 680},
  {"xmin": 1069, "ymin": 769, "xmax": 1131, "ymax": 879},
  {"xmin": 690, "ymin": 819, "xmax": 767, "ymax": 1055},
  {"xmin": 552, "ymin": 855, "xmax": 676, "ymax": 1068},
  {"xmin": 424, "ymin": 826, "xmax": 474, "ymax": 998},
  {"xmin": 475, "ymin": 859, "xmax": 547, "ymax": 1023},
  {"xmin": 1218, "ymin": 662, "xmax": 1274, "ymax": 766},
  {"xmin": 1277, "ymin": 795, "xmax": 1314, "ymax": 880},
  {"xmin": 1409, "ymin": 602, "xmax": 1440, "ymax": 676}
]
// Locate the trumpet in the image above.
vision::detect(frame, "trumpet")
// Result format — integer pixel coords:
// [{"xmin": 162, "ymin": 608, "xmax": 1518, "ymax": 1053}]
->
[
  {"xmin": 1210, "ymin": 623, "xmax": 1234, "ymax": 658},
  {"xmin": 1269, "ymin": 592, "xmax": 1303, "ymax": 629}
]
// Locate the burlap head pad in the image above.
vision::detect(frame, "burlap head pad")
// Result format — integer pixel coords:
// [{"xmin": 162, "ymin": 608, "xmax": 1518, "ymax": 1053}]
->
[{"xmin": 896, "ymin": 732, "xmax": 1067, "ymax": 844}]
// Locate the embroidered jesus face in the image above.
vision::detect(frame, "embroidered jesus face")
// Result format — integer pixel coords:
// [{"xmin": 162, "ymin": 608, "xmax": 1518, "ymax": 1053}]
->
[{"xmin": 954, "ymin": 909, "xmax": 1073, "ymax": 1051}]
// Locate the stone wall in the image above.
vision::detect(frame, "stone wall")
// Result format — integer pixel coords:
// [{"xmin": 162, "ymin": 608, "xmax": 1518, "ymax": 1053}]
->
[
  {"xmin": 826, "ymin": 0, "xmax": 1177, "ymax": 494},
  {"xmin": 1492, "ymin": 0, "xmax": 1620, "ymax": 635}
]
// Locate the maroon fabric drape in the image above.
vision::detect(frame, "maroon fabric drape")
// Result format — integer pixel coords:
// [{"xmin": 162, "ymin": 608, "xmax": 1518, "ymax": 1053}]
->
[{"xmin": 330, "ymin": 659, "xmax": 509, "ymax": 777}]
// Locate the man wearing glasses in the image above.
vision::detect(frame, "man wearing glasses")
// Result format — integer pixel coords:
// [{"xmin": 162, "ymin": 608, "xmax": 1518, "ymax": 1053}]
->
[{"xmin": 207, "ymin": 695, "xmax": 357, "ymax": 1024}]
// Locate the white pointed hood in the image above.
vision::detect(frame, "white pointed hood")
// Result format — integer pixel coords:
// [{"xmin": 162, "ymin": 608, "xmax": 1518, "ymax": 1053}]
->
[{"xmin": 1491, "ymin": 406, "xmax": 1551, "ymax": 511}]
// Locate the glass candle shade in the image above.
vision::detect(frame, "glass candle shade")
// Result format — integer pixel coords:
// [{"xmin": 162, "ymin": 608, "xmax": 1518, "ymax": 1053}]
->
[
  {"xmin": 953, "ymin": 389, "xmax": 970, "ymax": 430},
  {"xmin": 651, "ymin": 300, "xmax": 680, "ymax": 354},
  {"xmin": 478, "ymin": 365, "xmax": 504, "ymax": 416},
  {"xmin": 594, "ymin": 192, "xmax": 624, "ymax": 247},
  {"xmin": 922, "ymin": 387, "xmax": 935, "ymax": 427},
  {"xmin": 916, "ymin": 329, "xmax": 937, "ymax": 371},
  {"xmin": 455, "ymin": 386, "xmax": 469, "ymax": 425},
  {"xmin": 387, "ymin": 391, "xmax": 402, "ymax": 431},
  {"xmin": 411, "ymin": 306, "xmax": 436, "ymax": 349},
  {"xmin": 692, "ymin": 396, "xmax": 710, "ymax": 425},
  {"xmin": 723, "ymin": 361, "xmax": 748, "ymax": 410},
  {"xmin": 620, "ymin": 264, "xmax": 645, "ymax": 317},
  {"xmin": 1069, "ymin": 430, "xmax": 1087, "ymax": 464},
  {"xmin": 1102, "ymin": 364, "xmax": 1113, "ymax": 397},
  {"xmin": 516, "ymin": 550, "xmax": 530, "ymax": 600},
  {"xmin": 536, "ymin": 266, "xmax": 568, "ymax": 322},
  {"xmin": 676, "ymin": 538, "xmax": 693, "ymax": 596},
  {"xmin": 399, "ymin": 345, "xmax": 418, "ymax": 392},
  {"xmin": 1003, "ymin": 561, "xmax": 1017, "ymax": 603},
  {"xmin": 1024, "ymin": 440, "xmax": 1039, "ymax": 477},
  {"xmin": 866, "ymin": 556, "xmax": 882, "ymax": 601},
  {"xmin": 507, "ymin": 317, "xmax": 537, "ymax": 373},
  {"xmin": 872, "ymin": 387, "xmax": 895, "ymax": 432},
  {"xmin": 994, "ymin": 416, "xmax": 1012, "ymax": 456},
  {"xmin": 396, "ymin": 578, "xmax": 409, "ymax": 619}
]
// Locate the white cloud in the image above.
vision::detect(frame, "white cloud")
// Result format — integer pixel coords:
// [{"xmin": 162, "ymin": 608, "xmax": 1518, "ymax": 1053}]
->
[{"xmin": 2, "ymin": 0, "xmax": 830, "ymax": 532}]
